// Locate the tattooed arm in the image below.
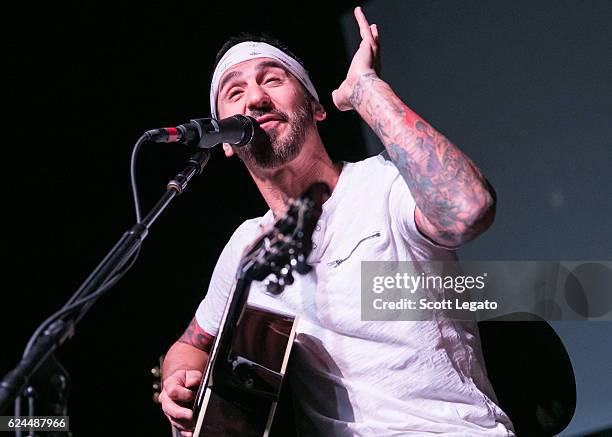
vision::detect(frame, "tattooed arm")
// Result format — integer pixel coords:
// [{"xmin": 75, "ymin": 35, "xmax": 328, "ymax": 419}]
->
[
  {"xmin": 159, "ymin": 317, "xmax": 214, "ymax": 433},
  {"xmin": 334, "ymin": 8, "xmax": 495, "ymax": 247},
  {"xmin": 177, "ymin": 317, "xmax": 215, "ymax": 353},
  {"xmin": 353, "ymin": 75, "xmax": 495, "ymax": 247},
  {"xmin": 162, "ymin": 317, "xmax": 213, "ymax": 379}
]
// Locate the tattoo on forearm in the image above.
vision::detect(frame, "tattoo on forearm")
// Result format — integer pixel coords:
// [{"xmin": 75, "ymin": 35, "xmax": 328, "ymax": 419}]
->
[
  {"xmin": 352, "ymin": 75, "xmax": 493, "ymax": 244},
  {"xmin": 349, "ymin": 72, "xmax": 378, "ymax": 108},
  {"xmin": 178, "ymin": 317, "xmax": 214, "ymax": 353}
]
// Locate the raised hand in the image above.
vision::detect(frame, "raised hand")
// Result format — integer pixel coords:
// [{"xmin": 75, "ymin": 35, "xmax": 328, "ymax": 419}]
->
[{"xmin": 332, "ymin": 6, "xmax": 381, "ymax": 111}]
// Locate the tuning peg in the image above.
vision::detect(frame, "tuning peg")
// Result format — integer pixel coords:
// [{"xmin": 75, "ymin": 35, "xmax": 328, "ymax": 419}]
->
[
  {"xmin": 292, "ymin": 253, "xmax": 312, "ymax": 274},
  {"xmin": 264, "ymin": 277, "xmax": 283, "ymax": 295},
  {"xmin": 151, "ymin": 366, "xmax": 161, "ymax": 378},
  {"xmin": 278, "ymin": 266, "xmax": 294, "ymax": 286}
]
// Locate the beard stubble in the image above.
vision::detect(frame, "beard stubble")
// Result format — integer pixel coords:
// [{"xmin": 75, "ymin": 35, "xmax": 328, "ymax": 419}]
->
[{"xmin": 235, "ymin": 93, "xmax": 314, "ymax": 169}]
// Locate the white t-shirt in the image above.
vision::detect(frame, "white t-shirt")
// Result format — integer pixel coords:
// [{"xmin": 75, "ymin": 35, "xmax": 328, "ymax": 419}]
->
[{"xmin": 196, "ymin": 154, "xmax": 515, "ymax": 436}]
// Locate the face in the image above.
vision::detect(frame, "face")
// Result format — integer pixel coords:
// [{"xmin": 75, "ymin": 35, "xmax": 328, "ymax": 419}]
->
[{"xmin": 215, "ymin": 57, "xmax": 324, "ymax": 169}]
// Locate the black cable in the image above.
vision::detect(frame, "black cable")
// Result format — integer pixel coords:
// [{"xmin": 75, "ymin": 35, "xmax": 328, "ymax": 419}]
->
[
  {"xmin": 73, "ymin": 245, "xmax": 141, "ymax": 325},
  {"xmin": 23, "ymin": 135, "xmax": 149, "ymax": 358},
  {"xmin": 130, "ymin": 135, "xmax": 148, "ymax": 223},
  {"xmin": 23, "ymin": 244, "xmax": 141, "ymax": 358},
  {"xmin": 12, "ymin": 135, "xmax": 153, "ymax": 427}
]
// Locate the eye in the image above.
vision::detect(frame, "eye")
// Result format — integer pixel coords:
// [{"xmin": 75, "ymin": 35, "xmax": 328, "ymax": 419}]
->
[
  {"xmin": 264, "ymin": 76, "xmax": 281, "ymax": 85},
  {"xmin": 227, "ymin": 88, "xmax": 243, "ymax": 100}
]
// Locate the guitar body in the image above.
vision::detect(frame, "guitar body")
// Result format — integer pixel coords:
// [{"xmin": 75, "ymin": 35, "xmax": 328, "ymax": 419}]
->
[{"xmin": 194, "ymin": 304, "xmax": 299, "ymax": 437}]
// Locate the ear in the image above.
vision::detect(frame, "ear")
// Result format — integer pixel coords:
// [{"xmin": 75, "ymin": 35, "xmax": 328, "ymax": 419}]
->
[
  {"xmin": 312, "ymin": 100, "xmax": 327, "ymax": 122},
  {"xmin": 222, "ymin": 143, "xmax": 234, "ymax": 157}
]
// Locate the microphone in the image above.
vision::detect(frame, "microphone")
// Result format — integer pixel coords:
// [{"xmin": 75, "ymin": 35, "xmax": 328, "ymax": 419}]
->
[{"xmin": 144, "ymin": 115, "xmax": 256, "ymax": 148}]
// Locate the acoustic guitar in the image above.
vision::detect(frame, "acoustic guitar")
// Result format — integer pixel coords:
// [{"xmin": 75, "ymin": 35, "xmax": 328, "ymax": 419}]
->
[{"xmin": 185, "ymin": 182, "xmax": 327, "ymax": 436}]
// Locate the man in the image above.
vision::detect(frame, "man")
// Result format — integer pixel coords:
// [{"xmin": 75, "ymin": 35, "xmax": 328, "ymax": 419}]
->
[{"xmin": 159, "ymin": 7, "xmax": 515, "ymax": 436}]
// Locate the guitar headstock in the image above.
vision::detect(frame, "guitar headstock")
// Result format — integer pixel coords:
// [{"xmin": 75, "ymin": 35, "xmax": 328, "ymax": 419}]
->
[{"xmin": 238, "ymin": 182, "xmax": 329, "ymax": 294}]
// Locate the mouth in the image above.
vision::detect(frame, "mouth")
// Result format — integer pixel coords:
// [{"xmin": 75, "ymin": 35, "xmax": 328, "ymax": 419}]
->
[{"xmin": 255, "ymin": 114, "xmax": 284, "ymax": 129}]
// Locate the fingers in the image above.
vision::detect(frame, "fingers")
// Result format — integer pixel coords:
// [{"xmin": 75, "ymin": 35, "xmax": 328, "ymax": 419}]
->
[
  {"xmin": 370, "ymin": 23, "xmax": 381, "ymax": 74},
  {"xmin": 355, "ymin": 7, "xmax": 379, "ymax": 59},
  {"xmin": 370, "ymin": 24, "xmax": 380, "ymax": 57},
  {"xmin": 166, "ymin": 407, "xmax": 195, "ymax": 432},
  {"xmin": 371, "ymin": 23, "xmax": 379, "ymax": 42},
  {"xmin": 185, "ymin": 370, "xmax": 203, "ymax": 388},
  {"xmin": 170, "ymin": 417, "xmax": 195, "ymax": 432},
  {"xmin": 167, "ymin": 384, "xmax": 196, "ymax": 403},
  {"xmin": 164, "ymin": 374, "xmax": 198, "ymax": 403},
  {"xmin": 160, "ymin": 390, "xmax": 194, "ymax": 420},
  {"xmin": 354, "ymin": 6, "xmax": 374, "ymax": 43},
  {"xmin": 160, "ymin": 391, "xmax": 196, "ymax": 434},
  {"xmin": 158, "ymin": 369, "xmax": 201, "ymax": 435}
]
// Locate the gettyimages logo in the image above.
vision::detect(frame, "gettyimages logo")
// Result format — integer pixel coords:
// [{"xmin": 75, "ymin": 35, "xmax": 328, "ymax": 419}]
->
[
  {"xmin": 372, "ymin": 272, "xmax": 487, "ymax": 294},
  {"xmin": 361, "ymin": 261, "xmax": 612, "ymax": 321}
]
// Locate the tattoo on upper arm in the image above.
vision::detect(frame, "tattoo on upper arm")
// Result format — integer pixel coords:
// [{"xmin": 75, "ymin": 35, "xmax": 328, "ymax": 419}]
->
[
  {"xmin": 178, "ymin": 317, "xmax": 214, "ymax": 353},
  {"xmin": 351, "ymin": 75, "xmax": 493, "ymax": 244}
]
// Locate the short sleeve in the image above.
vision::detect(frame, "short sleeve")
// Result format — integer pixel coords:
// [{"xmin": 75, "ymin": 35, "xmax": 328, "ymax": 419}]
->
[{"xmin": 194, "ymin": 220, "xmax": 260, "ymax": 336}]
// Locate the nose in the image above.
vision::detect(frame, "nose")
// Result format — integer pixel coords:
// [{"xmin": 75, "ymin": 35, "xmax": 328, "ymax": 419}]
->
[{"xmin": 246, "ymin": 83, "xmax": 272, "ymax": 113}]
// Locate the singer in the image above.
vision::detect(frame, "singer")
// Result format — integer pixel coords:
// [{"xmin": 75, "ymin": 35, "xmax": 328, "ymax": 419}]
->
[{"xmin": 159, "ymin": 7, "xmax": 514, "ymax": 437}]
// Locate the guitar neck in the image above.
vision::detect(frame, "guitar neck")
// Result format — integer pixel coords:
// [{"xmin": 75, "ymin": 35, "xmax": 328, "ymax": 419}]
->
[{"xmin": 192, "ymin": 276, "xmax": 252, "ymax": 418}]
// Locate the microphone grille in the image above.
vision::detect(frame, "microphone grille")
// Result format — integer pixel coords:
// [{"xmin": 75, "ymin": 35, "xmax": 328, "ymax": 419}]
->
[{"xmin": 236, "ymin": 115, "xmax": 256, "ymax": 146}]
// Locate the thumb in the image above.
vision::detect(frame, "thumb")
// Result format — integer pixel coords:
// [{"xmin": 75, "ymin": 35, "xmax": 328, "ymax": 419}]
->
[
  {"xmin": 332, "ymin": 88, "xmax": 351, "ymax": 112},
  {"xmin": 331, "ymin": 88, "xmax": 341, "ymax": 110}
]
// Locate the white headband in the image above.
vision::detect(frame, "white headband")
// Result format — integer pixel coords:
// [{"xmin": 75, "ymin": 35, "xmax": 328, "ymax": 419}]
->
[{"xmin": 209, "ymin": 41, "xmax": 319, "ymax": 119}]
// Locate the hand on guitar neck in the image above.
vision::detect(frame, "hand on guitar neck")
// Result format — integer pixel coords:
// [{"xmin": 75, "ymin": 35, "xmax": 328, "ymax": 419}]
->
[
  {"xmin": 160, "ymin": 369, "xmax": 202, "ymax": 436},
  {"xmin": 159, "ymin": 318, "xmax": 215, "ymax": 436}
]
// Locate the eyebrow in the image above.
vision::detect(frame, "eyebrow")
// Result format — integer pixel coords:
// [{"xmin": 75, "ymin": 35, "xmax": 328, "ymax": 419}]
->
[
  {"xmin": 218, "ymin": 60, "xmax": 288, "ymax": 96},
  {"xmin": 255, "ymin": 60, "xmax": 286, "ymax": 72},
  {"xmin": 218, "ymin": 71, "xmax": 243, "ymax": 96}
]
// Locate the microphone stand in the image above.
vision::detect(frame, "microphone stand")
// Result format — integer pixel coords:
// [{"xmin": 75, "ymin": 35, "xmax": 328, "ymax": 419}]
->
[{"xmin": 0, "ymin": 149, "xmax": 211, "ymax": 414}]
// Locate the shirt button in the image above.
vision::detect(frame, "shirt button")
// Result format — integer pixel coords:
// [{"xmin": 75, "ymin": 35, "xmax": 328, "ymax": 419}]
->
[
  {"xmin": 312, "ymin": 243, "xmax": 318, "ymax": 249},
  {"xmin": 315, "ymin": 224, "xmax": 321, "ymax": 231}
]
